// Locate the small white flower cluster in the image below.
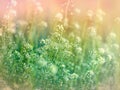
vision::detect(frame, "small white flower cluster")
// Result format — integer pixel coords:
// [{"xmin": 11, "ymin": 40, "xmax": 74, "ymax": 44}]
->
[
  {"xmin": 7, "ymin": 23, "xmax": 16, "ymax": 33},
  {"xmin": 4, "ymin": 0, "xmax": 17, "ymax": 20},
  {"xmin": 38, "ymin": 57, "xmax": 47, "ymax": 67},
  {"xmin": 86, "ymin": 70, "xmax": 94, "ymax": 78},
  {"xmin": 55, "ymin": 12, "xmax": 63, "ymax": 22},
  {"xmin": 74, "ymin": 8, "xmax": 81, "ymax": 14},
  {"xmin": 40, "ymin": 21, "xmax": 48, "ymax": 28},
  {"xmin": 96, "ymin": 9, "xmax": 106, "ymax": 23},
  {"xmin": 49, "ymin": 64, "xmax": 58, "ymax": 74},
  {"xmin": 32, "ymin": 0, "xmax": 43, "ymax": 13},
  {"xmin": 17, "ymin": 20, "xmax": 28, "ymax": 26},
  {"xmin": 88, "ymin": 26, "xmax": 97, "ymax": 37},
  {"xmin": 86, "ymin": 9, "xmax": 105, "ymax": 23},
  {"xmin": 11, "ymin": 0, "xmax": 17, "ymax": 7},
  {"xmin": 87, "ymin": 10, "xmax": 94, "ymax": 19},
  {"xmin": 98, "ymin": 48, "xmax": 105, "ymax": 54},
  {"xmin": 114, "ymin": 17, "xmax": 120, "ymax": 24},
  {"xmin": 70, "ymin": 73, "xmax": 79, "ymax": 79},
  {"xmin": 74, "ymin": 22, "xmax": 81, "ymax": 30},
  {"xmin": 3, "ymin": 0, "xmax": 17, "ymax": 34},
  {"xmin": 109, "ymin": 32, "xmax": 116, "ymax": 39},
  {"xmin": 98, "ymin": 57, "xmax": 105, "ymax": 64}
]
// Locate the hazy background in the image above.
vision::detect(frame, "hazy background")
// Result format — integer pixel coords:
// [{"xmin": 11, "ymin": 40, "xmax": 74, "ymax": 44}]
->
[{"xmin": 0, "ymin": 0, "xmax": 120, "ymax": 17}]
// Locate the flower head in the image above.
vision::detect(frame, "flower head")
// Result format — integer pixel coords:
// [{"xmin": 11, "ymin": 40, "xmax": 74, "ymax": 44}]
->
[{"xmin": 50, "ymin": 64, "xmax": 58, "ymax": 74}]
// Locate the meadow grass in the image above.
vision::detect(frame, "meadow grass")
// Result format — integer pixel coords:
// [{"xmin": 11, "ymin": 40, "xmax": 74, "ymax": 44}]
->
[{"xmin": 0, "ymin": 0, "xmax": 120, "ymax": 90}]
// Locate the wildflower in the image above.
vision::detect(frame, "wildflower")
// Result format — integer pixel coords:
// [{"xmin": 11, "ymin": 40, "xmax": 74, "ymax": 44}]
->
[
  {"xmin": 61, "ymin": 64, "xmax": 65, "ymax": 68},
  {"xmin": 98, "ymin": 57, "xmax": 105, "ymax": 64},
  {"xmin": 86, "ymin": 70, "xmax": 94, "ymax": 78},
  {"xmin": 96, "ymin": 9, "xmax": 106, "ymax": 16},
  {"xmin": 74, "ymin": 22, "xmax": 80, "ymax": 30},
  {"xmin": 109, "ymin": 32, "xmax": 116, "ymax": 39},
  {"xmin": 50, "ymin": 64, "xmax": 58, "ymax": 74},
  {"xmin": 114, "ymin": 17, "xmax": 120, "ymax": 24},
  {"xmin": 87, "ymin": 70, "xmax": 94, "ymax": 76},
  {"xmin": 18, "ymin": 20, "xmax": 28, "ymax": 26},
  {"xmin": 3, "ymin": 15, "xmax": 10, "ymax": 20},
  {"xmin": 88, "ymin": 26, "xmax": 96, "ymax": 36},
  {"xmin": 24, "ymin": 43, "xmax": 33, "ymax": 51},
  {"xmin": 74, "ymin": 8, "xmax": 81, "ymax": 14},
  {"xmin": 91, "ymin": 60, "xmax": 97, "ymax": 65},
  {"xmin": 9, "ymin": 9, "xmax": 17, "ymax": 17},
  {"xmin": 98, "ymin": 48, "xmax": 105, "ymax": 54},
  {"xmin": 96, "ymin": 9, "xmax": 106, "ymax": 22},
  {"xmin": 7, "ymin": 23, "xmax": 16, "ymax": 33},
  {"xmin": 11, "ymin": 0, "xmax": 17, "ymax": 7},
  {"xmin": 70, "ymin": 73, "xmax": 79, "ymax": 79},
  {"xmin": 38, "ymin": 58, "xmax": 47, "ymax": 67},
  {"xmin": 108, "ymin": 55, "xmax": 112, "ymax": 61},
  {"xmin": 76, "ymin": 47, "xmax": 82, "ymax": 53},
  {"xmin": 87, "ymin": 10, "xmax": 94, "ymax": 19},
  {"xmin": 37, "ymin": 6, "xmax": 43, "ymax": 13},
  {"xmin": 9, "ymin": 28, "xmax": 16, "ymax": 33},
  {"xmin": 56, "ymin": 25, "xmax": 64, "ymax": 32},
  {"xmin": 76, "ymin": 36, "xmax": 81, "ymax": 43},
  {"xmin": 40, "ymin": 39, "xmax": 46, "ymax": 44},
  {"xmin": 40, "ymin": 21, "xmax": 48, "ymax": 28},
  {"xmin": 55, "ymin": 12, "xmax": 63, "ymax": 21},
  {"xmin": 33, "ymin": 0, "xmax": 43, "ymax": 13}
]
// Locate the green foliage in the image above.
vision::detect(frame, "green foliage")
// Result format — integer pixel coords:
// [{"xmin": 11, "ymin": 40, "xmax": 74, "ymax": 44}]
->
[{"xmin": 0, "ymin": 24, "xmax": 119, "ymax": 90}]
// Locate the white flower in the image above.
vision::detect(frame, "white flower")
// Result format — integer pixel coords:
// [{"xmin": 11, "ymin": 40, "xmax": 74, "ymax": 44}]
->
[
  {"xmin": 70, "ymin": 73, "xmax": 79, "ymax": 79},
  {"xmin": 3, "ymin": 15, "xmax": 10, "ymax": 20},
  {"xmin": 74, "ymin": 22, "xmax": 80, "ymax": 30},
  {"xmin": 74, "ymin": 8, "xmax": 81, "ymax": 14},
  {"xmin": 76, "ymin": 47, "xmax": 82, "ymax": 53},
  {"xmin": 98, "ymin": 57, "xmax": 105, "ymax": 64},
  {"xmin": 108, "ymin": 55, "xmax": 112, "ymax": 61},
  {"xmin": 9, "ymin": 9, "xmax": 17, "ymax": 17},
  {"xmin": 76, "ymin": 36, "xmax": 81, "ymax": 43},
  {"xmin": 56, "ymin": 25, "xmax": 64, "ymax": 32},
  {"xmin": 55, "ymin": 13, "xmax": 63, "ymax": 21},
  {"xmin": 18, "ymin": 20, "xmax": 28, "ymax": 26},
  {"xmin": 91, "ymin": 60, "xmax": 97, "ymax": 65},
  {"xmin": 32, "ymin": 0, "xmax": 43, "ymax": 13},
  {"xmin": 97, "ymin": 9, "xmax": 106, "ymax": 16},
  {"xmin": 37, "ymin": 6, "xmax": 43, "ymax": 13},
  {"xmin": 87, "ymin": 70, "xmax": 94, "ymax": 76},
  {"xmin": 40, "ymin": 21, "xmax": 48, "ymax": 28},
  {"xmin": 38, "ymin": 57, "xmax": 47, "ymax": 67},
  {"xmin": 98, "ymin": 48, "xmax": 105, "ymax": 54},
  {"xmin": 11, "ymin": 0, "xmax": 17, "ymax": 7},
  {"xmin": 114, "ymin": 17, "xmax": 120, "ymax": 24},
  {"xmin": 88, "ymin": 26, "xmax": 96, "ymax": 36},
  {"xmin": 61, "ymin": 64, "xmax": 65, "ymax": 68},
  {"xmin": 50, "ymin": 64, "xmax": 58, "ymax": 74},
  {"xmin": 109, "ymin": 32, "xmax": 116, "ymax": 39},
  {"xmin": 87, "ymin": 10, "xmax": 94, "ymax": 19},
  {"xmin": 96, "ymin": 9, "xmax": 106, "ymax": 22},
  {"xmin": 7, "ymin": 23, "xmax": 16, "ymax": 33}
]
